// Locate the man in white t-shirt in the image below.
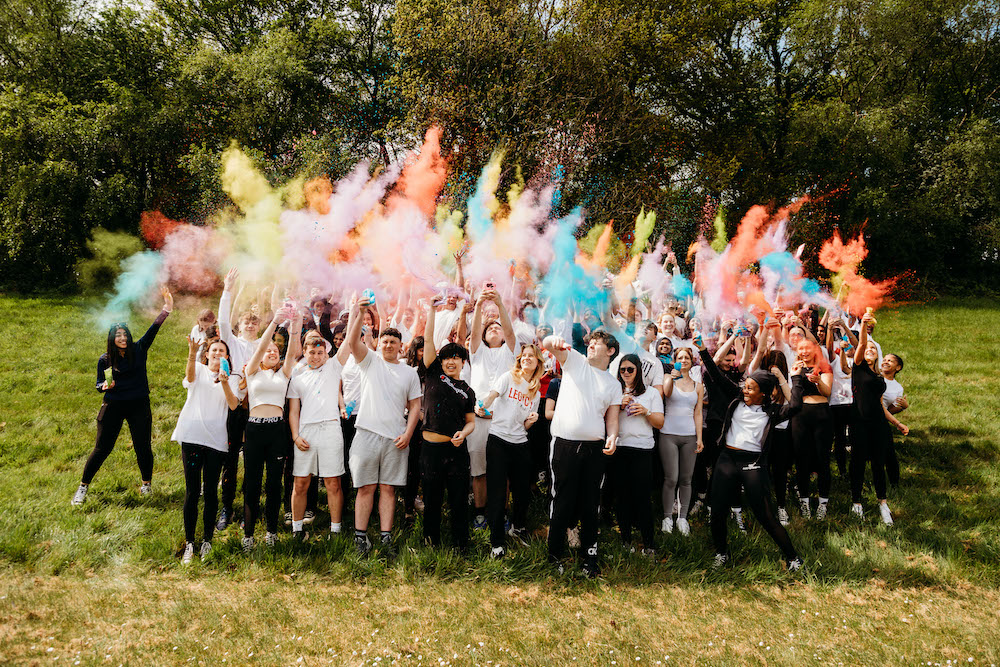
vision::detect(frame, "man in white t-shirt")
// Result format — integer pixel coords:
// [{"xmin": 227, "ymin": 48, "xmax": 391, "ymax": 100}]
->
[
  {"xmin": 346, "ymin": 296, "xmax": 422, "ymax": 557},
  {"xmin": 543, "ymin": 329, "xmax": 623, "ymax": 578},
  {"xmin": 287, "ymin": 330, "xmax": 352, "ymax": 540},
  {"xmin": 466, "ymin": 288, "xmax": 517, "ymax": 528}
]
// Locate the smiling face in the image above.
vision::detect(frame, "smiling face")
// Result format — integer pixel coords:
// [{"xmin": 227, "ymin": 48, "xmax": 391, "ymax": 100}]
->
[
  {"xmin": 864, "ymin": 341, "xmax": 879, "ymax": 366},
  {"xmin": 332, "ymin": 331, "xmax": 345, "ymax": 349},
  {"xmin": 618, "ymin": 360, "xmax": 638, "ymax": 385},
  {"xmin": 659, "ymin": 317, "xmax": 676, "ymax": 336},
  {"xmin": 305, "ymin": 344, "xmax": 327, "ymax": 368},
  {"xmin": 880, "ymin": 354, "xmax": 900, "ymax": 377},
  {"xmin": 742, "ymin": 378, "xmax": 764, "ymax": 405},
  {"xmin": 440, "ymin": 354, "xmax": 464, "ymax": 378},
  {"xmin": 719, "ymin": 350, "xmax": 737, "ymax": 372},
  {"xmin": 656, "ymin": 338, "xmax": 673, "ymax": 357},
  {"xmin": 114, "ymin": 328, "xmax": 129, "ymax": 350},
  {"xmin": 796, "ymin": 339, "xmax": 815, "ymax": 365},
  {"xmin": 207, "ymin": 341, "xmax": 228, "ymax": 372},
  {"xmin": 240, "ymin": 314, "xmax": 260, "ymax": 339},
  {"xmin": 675, "ymin": 347, "xmax": 694, "ymax": 371},
  {"xmin": 788, "ymin": 326, "xmax": 805, "ymax": 348},
  {"xmin": 518, "ymin": 345, "xmax": 541, "ymax": 374}
]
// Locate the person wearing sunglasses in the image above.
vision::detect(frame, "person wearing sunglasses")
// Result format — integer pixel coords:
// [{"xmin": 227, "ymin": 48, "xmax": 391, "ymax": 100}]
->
[{"xmin": 612, "ymin": 354, "xmax": 664, "ymax": 555}]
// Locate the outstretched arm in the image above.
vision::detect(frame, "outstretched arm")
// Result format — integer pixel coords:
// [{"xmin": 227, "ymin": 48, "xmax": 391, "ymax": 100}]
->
[
  {"xmin": 246, "ymin": 315, "xmax": 279, "ymax": 377},
  {"xmin": 281, "ymin": 309, "xmax": 303, "ymax": 378},
  {"xmin": 346, "ymin": 296, "xmax": 370, "ymax": 364},
  {"xmin": 423, "ymin": 299, "xmax": 438, "ymax": 368},
  {"xmin": 137, "ymin": 286, "xmax": 172, "ymax": 351}
]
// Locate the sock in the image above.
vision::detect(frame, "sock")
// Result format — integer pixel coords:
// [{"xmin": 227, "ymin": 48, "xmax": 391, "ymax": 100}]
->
[
  {"xmin": 292, "ymin": 520, "xmax": 304, "ymax": 532},
  {"xmin": 380, "ymin": 530, "xmax": 392, "ymax": 543},
  {"xmin": 355, "ymin": 529, "xmax": 367, "ymax": 540},
  {"xmin": 331, "ymin": 522, "xmax": 342, "ymax": 533},
  {"xmin": 819, "ymin": 497, "xmax": 829, "ymax": 505},
  {"xmin": 475, "ymin": 508, "xmax": 486, "ymax": 521}
]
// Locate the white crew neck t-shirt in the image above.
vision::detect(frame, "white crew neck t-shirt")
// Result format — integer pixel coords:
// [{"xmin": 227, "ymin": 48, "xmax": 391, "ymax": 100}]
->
[
  {"xmin": 550, "ymin": 350, "xmax": 623, "ymax": 442},
  {"xmin": 488, "ymin": 371, "xmax": 542, "ymax": 444},
  {"xmin": 470, "ymin": 344, "xmax": 516, "ymax": 402},
  {"xmin": 287, "ymin": 357, "xmax": 344, "ymax": 425},
  {"xmin": 355, "ymin": 352, "xmax": 422, "ymax": 439},
  {"xmin": 618, "ymin": 388, "xmax": 663, "ymax": 450},
  {"xmin": 171, "ymin": 363, "xmax": 242, "ymax": 452}
]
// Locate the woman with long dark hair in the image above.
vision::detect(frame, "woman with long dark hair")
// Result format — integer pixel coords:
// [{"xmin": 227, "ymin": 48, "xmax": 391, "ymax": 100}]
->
[
  {"xmin": 612, "ymin": 353, "xmax": 664, "ymax": 554},
  {"xmin": 72, "ymin": 287, "xmax": 173, "ymax": 505}
]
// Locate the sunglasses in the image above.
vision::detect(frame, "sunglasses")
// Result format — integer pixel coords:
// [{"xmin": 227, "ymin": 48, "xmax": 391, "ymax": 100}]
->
[{"xmin": 620, "ymin": 367, "xmax": 637, "ymax": 374}]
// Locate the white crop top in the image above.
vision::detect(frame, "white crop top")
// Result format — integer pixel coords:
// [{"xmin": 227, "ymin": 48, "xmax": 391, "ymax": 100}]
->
[{"xmin": 247, "ymin": 368, "xmax": 290, "ymax": 410}]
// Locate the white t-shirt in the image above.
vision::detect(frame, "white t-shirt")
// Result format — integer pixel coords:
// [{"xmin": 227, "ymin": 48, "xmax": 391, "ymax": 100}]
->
[
  {"xmin": 882, "ymin": 378, "xmax": 904, "ymax": 410},
  {"xmin": 217, "ymin": 290, "xmax": 256, "ymax": 375},
  {"xmin": 190, "ymin": 324, "xmax": 209, "ymax": 344},
  {"xmin": 287, "ymin": 357, "xmax": 344, "ymax": 425},
  {"xmin": 341, "ymin": 355, "xmax": 363, "ymax": 412},
  {"xmin": 171, "ymin": 363, "xmax": 240, "ymax": 453},
  {"xmin": 830, "ymin": 353, "xmax": 853, "ymax": 406},
  {"xmin": 488, "ymin": 371, "xmax": 542, "ymax": 444},
  {"xmin": 512, "ymin": 319, "xmax": 537, "ymax": 350},
  {"xmin": 725, "ymin": 402, "xmax": 769, "ymax": 453},
  {"xmin": 470, "ymin": 344, "xmax": 516, "ymax": 401},
  {"xmin": 355, "ymin": 352, "xmax": 422, "ymax": 439},
  {"xmin": 550, "ymin": 350, "xmax": 623, "ymax": 442},
  {"xmin": 433, "ymin": 306, "xmax": 464, "ymax": 351},
  {"xmin": 618, "ymin": 388, "xmax": 663, "ymax": 450}
]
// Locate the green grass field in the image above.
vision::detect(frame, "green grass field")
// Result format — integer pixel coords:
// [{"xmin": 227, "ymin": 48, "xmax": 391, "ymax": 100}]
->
[{"xmin": 1, "ymin": 295, "xmax": 999, "ymax": 664}]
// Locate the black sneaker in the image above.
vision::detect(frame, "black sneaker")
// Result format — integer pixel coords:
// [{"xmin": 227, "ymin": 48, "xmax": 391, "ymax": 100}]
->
[
  {"xmin": 507, "ymin": 526, "xmax": 529, "ymax": 547},
  {"xmin": 355, "ymin": 533, "xmax": 372, "ymax": 557},
  {"xmin": 547, "ymin": 553, "xmax": 565, "ymax": 575},
  {"xmin": 379, "ymin": 533, "xmax": 397, "ymax": 559},
  {"xmin": 216, "ymin": 508, "xmax": 231, "ymax": 531},
  {"xmin": 293, "ymin": 530, "xmax": 311, "ymax": 543},
  {"xmin": 582, "ymin": 556, "xmax": 601, "ymax": 579}
]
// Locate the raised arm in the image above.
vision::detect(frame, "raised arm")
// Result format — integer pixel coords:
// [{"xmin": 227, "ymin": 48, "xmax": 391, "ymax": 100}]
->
[
  {"xmin": 696, "ymin": 336, "xmax": 740, "ymax": 401},
  {"xmin": 854, "ymin": 311, "xmax": 872, "ymax": 366},
  {"xmin": 469, "ymin": 292, "xmax": 487, "ymax": 354},
  {"xmin": 136, "ymin": 287, "xmax": 172, "ymax": 351},
  {"xmin": 346, "ymin": 296, "xmax": 370, "ymax": 364},
  {"xmin": 185, "ymin": 335, "xmax": 200, "ymax": 384},
  {"xmin": 748, "ymin": 322, "xmax": 770, "ymax": 373},
  {"xmin": 281, "ymin": 309, "xmax": 303, "ymax": 378},
  {"xmin": 423, "ymin": 299, "xmax": 438, "ymax": 367},
  {"xmin": 246, "ymin": 315, "xmax": 279, "ymax": 377},
  {"xmin": 492, "ymin": 290, "xmax": 516, "ymax": 354},
  {"xmin": 542, "ymin": 335, "xmax": 570, "ymax": 366},
  {"xmin": 713, "ymin": 331, "xmax": 738, "ymax": 364}
]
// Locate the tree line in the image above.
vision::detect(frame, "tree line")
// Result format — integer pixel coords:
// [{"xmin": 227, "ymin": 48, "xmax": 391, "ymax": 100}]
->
[{"xmin": 1, "ymin": 0, "xmax": 997, "ymax": 291}]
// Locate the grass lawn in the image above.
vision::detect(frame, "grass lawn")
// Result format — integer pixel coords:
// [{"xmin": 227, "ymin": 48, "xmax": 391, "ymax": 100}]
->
[{"xmin": 1, "ymin": 294, "xmax": 999, "ymax": 664}]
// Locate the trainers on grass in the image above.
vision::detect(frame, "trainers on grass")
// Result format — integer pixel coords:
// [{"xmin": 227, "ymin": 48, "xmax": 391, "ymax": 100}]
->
[
  {"xmin": 181, "ymin": 542, "xmax": 195, "ymax": 565},
  {"xmin": 216, "ymin": 507, "xmax": 231, "ymax": 531},
  {"xmin": 72, "ymin": 484, "xmax": 88, "ymax": 506},
  {"xmin": 661, "ymin": 517, "xmax": 674, "ymax": 534},
  {"xmin": 200, "ymin": 541, "xmax": 212, "ymax": 562},
  {"xmin": 490, "ymin": 546, "xmax": 506, "ymax": 560},
  {"xmin": 787, "ymin": 556, "xmax": 805, "ymax": 572},
  {"xmin": 712, "ymin": 553, "xmax": 729, "ymax": 569},
  {"xmin": 303, "ymin": 510, "xmax": 315, "ymax": 525},
  {"xmin": 777, "ymin": 507, "xmax": 790, "ymax": 526},
  {"xmin": 851, "ymin": 503, "xmax": 864, "ymax": 518},
  {"xmin": 799, "ymin": 497, "xmax": 811, "ymax": 519},
  {"xmin": 879, "ymin": 503, "xmax": 894, "ymax": 526},
  {"xmin": 676, "ymin": 518, "xmax": 691, "ymax": 536},
  {"xmin": 816, "ymin": 501, "xmax": 828, "ymax": 521},
  {"xmin": 139, "ymin": 482, "xmax": 152, "ymax": 497},
  {"xmin": 732, "ymin": 509, "xmax": 746, "ymax": 533},
  {"xmin": 507, "ymin": 526, "xmax": 529, "ymax": 547},
  {"xmin": 265, "ymin": 532, "xmax": 277, "ymax": 547},
  {"xmin": 242, "ymin": 536, "xmax": 254, "ymax": 553},
  {"xmin": 355, "ymin": 533, "xmax": 373, "ymax": 557}
]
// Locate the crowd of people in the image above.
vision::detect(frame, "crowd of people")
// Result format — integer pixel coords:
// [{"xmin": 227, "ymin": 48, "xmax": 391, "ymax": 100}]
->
[{"xmin": 71, "ymin": 254, "xmax": 911, "ymax": 576}]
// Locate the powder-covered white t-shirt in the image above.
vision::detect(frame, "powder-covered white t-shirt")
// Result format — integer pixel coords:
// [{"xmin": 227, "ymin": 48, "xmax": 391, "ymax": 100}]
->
[
  {"xmin": 355, "ymin": 352, "xmax": 422, "ymax": 439},
  {"xmin": 470, "ymin": 344, "xmax": 516, "ymax": 402},
  {"xmin": 171, "ymin": 363, "xmax": 242, "ymax": 453}
]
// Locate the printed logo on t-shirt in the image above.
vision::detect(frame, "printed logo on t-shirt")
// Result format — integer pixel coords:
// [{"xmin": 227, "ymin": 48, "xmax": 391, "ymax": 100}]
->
[
  {"xmin": 506, "ymin": 386, "xmax": 534, "ymax": 409},
  {"xmin": 439, "ymin": 374, "xmax": 470, "ymax": 400}
]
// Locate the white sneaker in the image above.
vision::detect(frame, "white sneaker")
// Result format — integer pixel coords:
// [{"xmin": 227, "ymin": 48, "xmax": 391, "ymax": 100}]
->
[
  {"xmin": 675, "ymin": 518, "xmax": 691, "ymax": 536},
  {"xmin": 777, "ymin": 507, "xmax": 789, "ymax": 526},
  {"xmin": 71, "ymin": 484, "xmax": 88, "ymax": 506},
  {"xmin": 712, "ymin": 552, "xmax": 729, "ymax": 569},
  {"xmin": 200, "ymin": 541, "xmax": 212, "ymax": 562},
  {"xmin": 139, "ymin": 482, "xmax": 152, "ymax": 497},
  {"xmin": 799, "ymin": 497, "xmax": 811, "ymax": 519},
  {"xmin": 490, "ymin": 546, "xmax": 505, "ymax": 560},
  {"xmin": 816, "ymin": 501, "xmax": 828, "ymax": 521},
  {"xmin": 661, "ymin": 517, "xmax": 674, "ymax": 533},
  {"xmin": 732, "ymin": 509, "xmax": 746, "ymax": 533},
  {"xmin": 181, "ymin": 542, "xmax": 195, "ymax": 565},
  {"xmin": 787, "ymin": 557, "xmax": 804, "ymax": 572},
  {"xmin": 242, "ymin": 537, "xmax": 254, "ymax": 553},
  {"xmin": 879, "ymin": 503, "xmax": 894, "ymax": 526},
  {"xmin": 265, "ymin": 532, "xmax": 278, "ymax": 547},
  {"xmin": 851, "ymin": 503, "xmax": 864, "ymax": 518}
]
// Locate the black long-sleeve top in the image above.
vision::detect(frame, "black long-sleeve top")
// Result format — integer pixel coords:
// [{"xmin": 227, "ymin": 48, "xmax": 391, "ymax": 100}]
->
[
  {"xmin": 698, "ymin": 348, "xmax": 805, "ymax": 460},
  {"xmin": 95, "ymin": 310, "xmax": 169, "ymax": 402}
]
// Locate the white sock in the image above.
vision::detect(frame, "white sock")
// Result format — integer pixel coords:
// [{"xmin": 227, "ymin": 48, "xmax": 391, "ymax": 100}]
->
[
  {"xmin": 819, "ymin": 497, "xmax": 829, "ymax": 505},
  {"xmin": 292, "ymin": 520, "xmax": 304, "ymax": 532},
  {"xmin": 331, "ymin": 522, "xmax": 342, "ymax": 533}
]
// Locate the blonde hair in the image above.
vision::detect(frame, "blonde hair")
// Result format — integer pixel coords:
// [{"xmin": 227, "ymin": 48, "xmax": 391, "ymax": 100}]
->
[{"xmin": 511, "ymin": 344, "xmax": 545, "ymax": 398}]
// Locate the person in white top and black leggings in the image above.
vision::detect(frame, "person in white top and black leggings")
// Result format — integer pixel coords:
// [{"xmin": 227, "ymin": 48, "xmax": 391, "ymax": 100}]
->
[
  {"xmin": 695, "ymin": 337, "xmax": 807, "ymax": 571},
  {"xmin": 241, "ymin": 306, "xmax": 302, "ymax": 551},
  {"xmin": 658, "ymin": 347, "xmax": 704, "ymax": 536},
  {"xmin": 172, "ymin": 336, "xmax": 242, "ymax": 563}
]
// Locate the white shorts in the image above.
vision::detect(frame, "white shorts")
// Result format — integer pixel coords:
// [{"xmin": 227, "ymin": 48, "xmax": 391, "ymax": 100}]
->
[
  {"xmin": 466, "ymin": 416, "xmax": 490, "ymax": 477},
  {"xmin": 349, "ymin": 428, "xmax": 408, "ymax": 487},
  {"xmin": 293, "ymin": 421, "xmax": 345, "ymax": 478}
]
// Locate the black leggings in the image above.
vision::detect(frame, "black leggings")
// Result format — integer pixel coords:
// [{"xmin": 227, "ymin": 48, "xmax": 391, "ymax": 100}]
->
[
  {"xmin": 767, "ymin": 426, "xmax": 793, "ymax": 508},
  {"xmin": 694, "ymin": 421, "xmax": 723, "ymax": 500},
  {"xmin": 610, "ymin": 446, "xmax": 655, "ymax": 547},
  {"xmin": 404, "ymin": 432, "xmax": 423, "ymax": 513},
  {"xmin": 181, "ymin": 443, "xmax": 225, "ymax": 543},
  {"xmin": 242, "ymin": 419, "xmax": 288, "ymax": 537},
  {"xmin": 420, "ymin": 438, "xmax": 470, "ymax": 547},
  {"xmin": 710, "ymin": 448, "xmax": 797, "ymax": 560},
  {"xmin": 82, "ymin": 399, "xmax": 154, "ymax": 484},
  {"xmin": 850, "ymin": 416, "xmax": 889, "ymax": 502},
  {"xmin": 831, "ymin": 404, "xmax": 851, "ymax": 476},
  {"xmin": 486, "ymin": 435, "xmax": 532, "ymax": 548},
  {"xmin": 220, "ymin": 405, "xmax": 248, "ymax": 514},
  {"xmin": 791, "ymin": 402, "xmax": 833, "ymax": 499},
  {"xmin": 548, "ymin": 438, "xmax": 606, "ymax": 559}
]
